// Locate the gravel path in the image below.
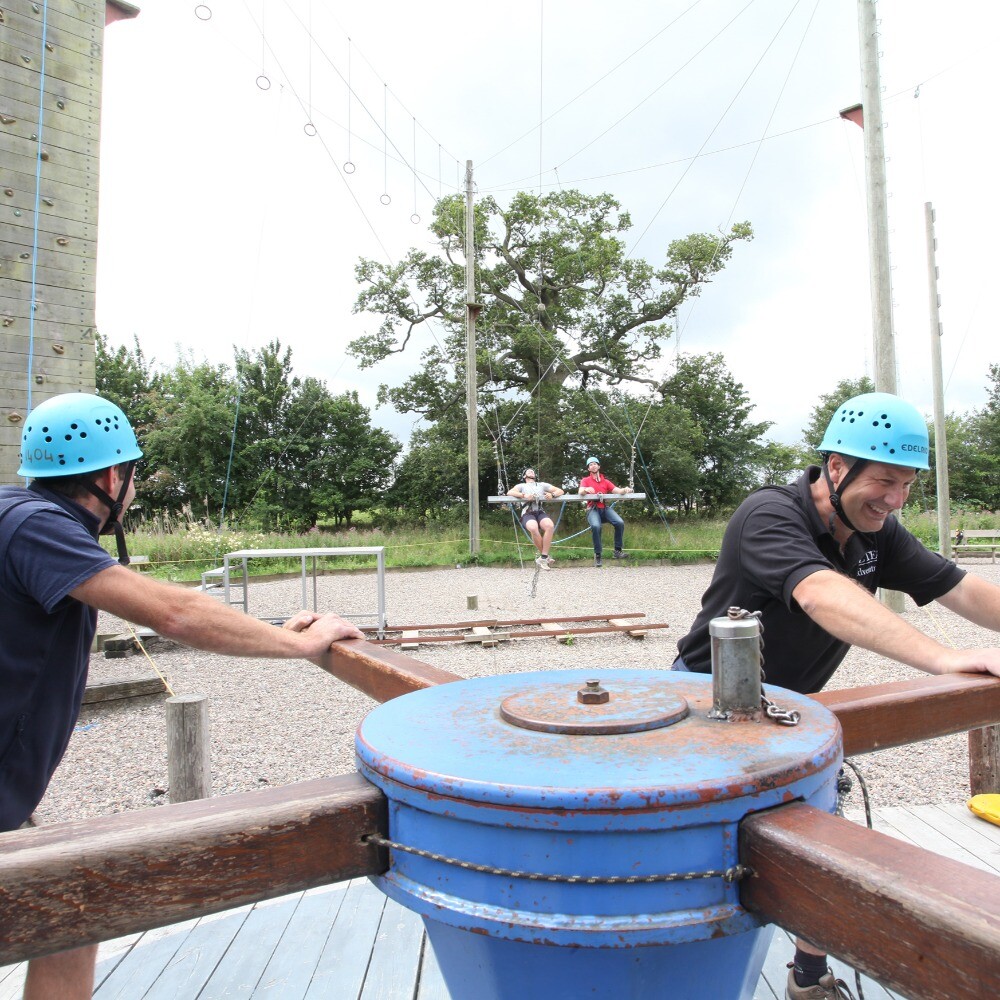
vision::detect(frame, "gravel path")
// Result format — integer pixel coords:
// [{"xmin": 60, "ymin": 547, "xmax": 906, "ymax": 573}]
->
[{"xmin": 34, "ymin": 559, "xmax": 1000, "ymax": 825}]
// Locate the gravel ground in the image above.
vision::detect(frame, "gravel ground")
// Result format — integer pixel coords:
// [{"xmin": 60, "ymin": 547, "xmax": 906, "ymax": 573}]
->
[{"xmin": 34, "ymin": 558, "xmax": 1000, "ymax": 825}]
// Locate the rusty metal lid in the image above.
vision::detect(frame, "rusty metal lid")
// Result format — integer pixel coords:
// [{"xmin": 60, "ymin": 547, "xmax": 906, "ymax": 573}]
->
[
  {"xmin": 499, "ymin": 679, "xmax": 688, "ymax": 735},
  {"xmin": 355, "ymin": 668, "xmax": 841, "ymax": 813}
]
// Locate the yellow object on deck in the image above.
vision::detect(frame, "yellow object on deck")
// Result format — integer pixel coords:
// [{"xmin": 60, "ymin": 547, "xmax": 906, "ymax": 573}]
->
[{"xmin": 967, "ymin": 794, "xmax": 1000, "ymax": 827}]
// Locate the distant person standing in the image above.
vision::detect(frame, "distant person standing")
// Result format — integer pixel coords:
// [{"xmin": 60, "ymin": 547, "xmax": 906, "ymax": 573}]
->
[
  {"xmin": 578, "ymin": 457, "xmax": 628, "ymax": 568},
  {"xmin": 507, "ymin": 469, "xmax": 565, "ymax": 570}
]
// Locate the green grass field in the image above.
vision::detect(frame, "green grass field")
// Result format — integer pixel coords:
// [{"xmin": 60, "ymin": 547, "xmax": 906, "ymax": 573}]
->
[{"xmin": 110, "ymin": 503, "xmax": 999, "ymax": 582}]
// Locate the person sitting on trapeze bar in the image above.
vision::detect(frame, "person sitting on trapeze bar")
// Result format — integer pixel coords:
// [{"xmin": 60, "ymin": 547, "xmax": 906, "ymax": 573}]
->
[
  {"xmin": 507, "ymin": 469, "xmax": 565, "ymax": 570},
  {"xmin": 579, "ymin": 456, "xmax": 629, "ymax": 568}
]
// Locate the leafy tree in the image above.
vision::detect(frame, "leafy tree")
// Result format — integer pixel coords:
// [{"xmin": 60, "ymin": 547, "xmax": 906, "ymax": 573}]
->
[
  {"xmin": 95, "ymin": 332, "xmax": 161, "ymax": 443},
  {"xmin": 754, "ymin": 441, "xmax": 809, "ymax": 487},
  {"xmin": 660, "ymin": 353, "xmax": 772, "ymax": 511},
  {"xmin": 351, "ymin": 189, "xmax": 752, "ymax": 472},
  {"xmin": 141, "ymin": 354, "xmax": 238, "ymax": 522},
  {"xmin": 801, "ymin": 376, "xmax": 876, "ymax": 452}
]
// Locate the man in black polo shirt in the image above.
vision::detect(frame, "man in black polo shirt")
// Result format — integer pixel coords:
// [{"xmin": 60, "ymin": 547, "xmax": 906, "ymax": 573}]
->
[
  {"xmin": 675, "ymin": 391, "xmax": 1000, "ymax": 1000},
  {"xmin": 1, "ymin": 393, "xmax": 364, "ymax": 1000}
]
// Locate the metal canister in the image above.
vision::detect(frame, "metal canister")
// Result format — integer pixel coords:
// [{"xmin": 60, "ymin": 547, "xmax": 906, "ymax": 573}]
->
[{"xmin": 356, "ymin": 668, "xmax": 841, "ymax": 999}]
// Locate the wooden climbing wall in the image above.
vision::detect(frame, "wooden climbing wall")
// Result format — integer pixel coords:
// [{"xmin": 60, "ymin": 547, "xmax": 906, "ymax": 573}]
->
[{"xmin": 0, "ymin": 0, "xmax": 135, "ymax": 483}]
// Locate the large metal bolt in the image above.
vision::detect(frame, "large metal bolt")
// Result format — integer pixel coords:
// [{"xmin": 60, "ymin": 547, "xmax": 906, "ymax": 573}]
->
[{"xmin": 577, "ymin": 679, "xmax": 610, "ymax": 705}]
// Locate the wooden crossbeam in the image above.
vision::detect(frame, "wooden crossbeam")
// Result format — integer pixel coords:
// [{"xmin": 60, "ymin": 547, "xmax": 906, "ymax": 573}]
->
[
  {"xmin": 0, "ymin": 774, "xmax": 387, "ymax": 964},
  {"xmin": 311, "ymin": 638, "xmax": 463, "ymax": 703},
  {"xmin": 465, "ymin": 626, "xmax": 498, "ymax": 647},
  {"xmin": 741, "ymin": 803, "xmax": 1000, "ymax": 1000},
  {"xmin": 815, "ymin": 673, "xmax": 1000, "ymax": 756}
]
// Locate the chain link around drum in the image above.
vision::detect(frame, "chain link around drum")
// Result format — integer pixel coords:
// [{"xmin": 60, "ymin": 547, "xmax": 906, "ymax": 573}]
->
[{"xmin": 363, "ymin": 834, "xmax": 752, "ymax": 884}]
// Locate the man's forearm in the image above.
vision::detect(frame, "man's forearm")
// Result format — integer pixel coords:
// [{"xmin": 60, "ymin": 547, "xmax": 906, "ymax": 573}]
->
[{"xmin": 793, "ymin": 570, "xmax": 951, "ymax": 674}]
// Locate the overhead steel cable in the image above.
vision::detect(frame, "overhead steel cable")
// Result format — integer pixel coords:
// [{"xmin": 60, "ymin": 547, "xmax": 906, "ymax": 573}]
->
[
  {"xmin": 478, "ymin": 0, "xmax": 706, "ymax": 170},
  {"xmin": 628, "ymin": 0, "xmax": 803, "ymax": 259}
]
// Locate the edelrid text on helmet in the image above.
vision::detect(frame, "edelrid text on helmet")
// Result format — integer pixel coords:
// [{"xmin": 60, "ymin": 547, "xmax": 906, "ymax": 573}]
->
[
  {"xmin": 818, "ymin": 392, "xmax": 929, "ymax": 471},
  {"xmin": 18, "ymin": 393, "xmax": 143, "ymax": 478}
]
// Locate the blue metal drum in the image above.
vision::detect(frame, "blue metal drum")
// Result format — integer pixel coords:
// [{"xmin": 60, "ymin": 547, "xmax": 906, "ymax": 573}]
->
[{"xmin": 355, "ymin": 668, "xmax": 841, "ymax": 999}]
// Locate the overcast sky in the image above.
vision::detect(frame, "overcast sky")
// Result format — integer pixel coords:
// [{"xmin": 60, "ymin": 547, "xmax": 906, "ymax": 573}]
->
[{"xmin": 95, "ymin": 0, "xmax": 999, "ymax": 454}]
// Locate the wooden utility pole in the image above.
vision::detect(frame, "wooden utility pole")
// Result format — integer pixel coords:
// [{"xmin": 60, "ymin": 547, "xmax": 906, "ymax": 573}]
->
[
  {"xmin": 924, "ymin": 203, "xmax": 951, "ymax": 559},
  {"xmin": 857, "ymin": 0, "xmax": 904, "ymax": 612},
  {"xmin": 465, "ymin": 160, "xmax": 480, "ymax": 556},
  {"xmin": 857, "ymin": 0, "xmax": 897, "ymax": 394}
]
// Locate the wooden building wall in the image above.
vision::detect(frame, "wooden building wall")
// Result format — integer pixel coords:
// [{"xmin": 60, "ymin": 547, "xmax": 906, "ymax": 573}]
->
[{"xmin": 0, "ymin": 0, "xmax": 131, "ymax": 483}]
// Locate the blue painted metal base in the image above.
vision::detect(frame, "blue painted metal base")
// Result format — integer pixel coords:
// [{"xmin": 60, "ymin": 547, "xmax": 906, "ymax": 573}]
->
[{"xmin": 424, "ymin": 918, "xmax": 775, "ymax": 1000}]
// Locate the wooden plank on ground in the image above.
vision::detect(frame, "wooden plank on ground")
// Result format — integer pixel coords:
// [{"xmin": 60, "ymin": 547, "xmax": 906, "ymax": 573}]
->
[
  {"xmin": 83, "ymin": 677, "xmax": 166, "ymax": 704},
  {"xmin": 608, "ymin": 616, "xmax": 648, "ymax": 638},
  {"xmin": 251, "ymin": 884, "xmax": 347, "ymax": 998},
  {"xmin": 93, "ymin": 917, "xmax": 200, "ymax": 999},
  {"xmin": 142, "ymin": 905, "xmax": 253, "ymax": 1000},
  {"xmin": 538, "ymin": 622, "xmax": 573, "ymax": 644},
  {"xmin": 359, "ymin": 897, "xmax": 425, "ymax": 1000},
  {"xmin": 302, "ymin": 879, "xmax": 387, "ymax": 1000},
  {"xmin": 197, "ymin": 894, "xmax": 298, "ymax": 997},
  {"xmin": 401, "ymin": 630, "xmax": 420, "ymax": 652},
  {"xmin": 416, "ymin": 937, "xmax": 452, "ymax": 1000},
  {"xmin": 464, "ymin": 626, "xmax": 498, "ymax": 648},
  {"xmin": 907, "ymin": 803, "xmax": 1000, "ymax": 875}
]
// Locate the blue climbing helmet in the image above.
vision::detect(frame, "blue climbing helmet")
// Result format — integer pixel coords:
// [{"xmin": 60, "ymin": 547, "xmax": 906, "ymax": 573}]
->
[
  {"xmin": 818, "ymin": 392, "xmax": 928, "ymax": 535},
  {"xmin": 586, "ymin": 456, "xmax": 600, "ymax": 466},
  {"xmin": 18, "ymin": 392, "xmax": 142, "ymax": 477},
  {"xmin": 18, "ymin": 393, "xmax": 142, "ymax": 565},
  {"xmin": 818, "ymin": 392, "xmax": 929, "ymax": 471}
]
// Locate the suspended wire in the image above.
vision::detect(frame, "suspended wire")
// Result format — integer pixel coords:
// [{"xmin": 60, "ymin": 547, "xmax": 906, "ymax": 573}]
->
[
  {"xmin": 672, "ymin": 0, "xmax": 817, "ymax": 357},
  {"xmin": 478, "ymin": 0, "xmax": 706, "ymax": 169},
  {"xmin": 484, "ymin": 116, "xmax": 836, "ymax": 195},
  {"xmin": 552, "ymin": 0, "xmax": 757, "ymax": 176},
  {"xmin": 277, "ymin": 0, "xmax": 459, "ymax": 200},
  {"xmin": 628, "ymin": 0, "xmax": 803, "ymax": 258}
]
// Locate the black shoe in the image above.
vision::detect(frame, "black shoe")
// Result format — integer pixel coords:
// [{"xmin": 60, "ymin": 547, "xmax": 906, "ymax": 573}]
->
[{"xmin": 613, "ymin": 550, "xmax": 628, "ymax": 559}]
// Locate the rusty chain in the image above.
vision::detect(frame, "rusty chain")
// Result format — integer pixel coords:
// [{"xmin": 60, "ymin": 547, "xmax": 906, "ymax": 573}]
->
[
  {"xmin": 725, "ymin": 607, "xmax": 801, "ymax": 727},
  {"xmin": 363, "ymin": 834, "xmax": 752, "ymax": 884}
]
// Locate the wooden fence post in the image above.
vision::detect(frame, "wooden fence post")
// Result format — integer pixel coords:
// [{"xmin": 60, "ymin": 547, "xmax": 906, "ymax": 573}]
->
[
  {"xmin": 969, "ymin": 724, "xmax": 1000, "ymax": 795},
  {"xmin": 166, "ymin": 694, "xmax": 212, "ymax": 803}
]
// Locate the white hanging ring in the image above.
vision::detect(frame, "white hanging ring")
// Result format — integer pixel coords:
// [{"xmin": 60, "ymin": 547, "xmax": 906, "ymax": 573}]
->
[
  {"xmin": 304, "ymin": 121, "xmax": 317, "ymax": 136},
  {"xmin": 343, "ymin": 161, "xmax": 356, "ymax": 174},
  {"xmin": 256, "ymin": 75, "xmax": 271, "ymax": 91},
  {"xmin": 194, "ymin": 5, "xmax": 212, "ymax": 20},
  {"xmin": 380, "ymin": 193, "xmax": 391, "ymax": 206},
  {"xmin": 410, "ymin": 213, "xmax": 420, "ymax": 224}
]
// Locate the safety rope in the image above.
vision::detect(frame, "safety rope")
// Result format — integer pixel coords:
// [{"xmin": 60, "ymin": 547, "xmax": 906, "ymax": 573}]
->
[{"xmin": 25, "ymin": 0, "xmax": 50, "ymax": 416}]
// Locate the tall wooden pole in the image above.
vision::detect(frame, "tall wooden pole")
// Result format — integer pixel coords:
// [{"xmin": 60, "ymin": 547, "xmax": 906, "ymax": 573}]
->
[
  {"xmin": 857, "ymin": 0, "xmax": 897, "ymax": 394},
  {"xmin": 858, "ymin": 0, "xmax": 903, "ymax": 612},
  {"xmin": 465, "ymin": 160, "xmax": 480, "ymax": 556},
  {"xmin": 924, "ymin": 203, "xmax": 951, "ymax": 559}
]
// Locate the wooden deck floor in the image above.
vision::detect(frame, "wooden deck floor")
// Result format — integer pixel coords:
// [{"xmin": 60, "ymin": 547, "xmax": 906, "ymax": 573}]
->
[{"xmin": 1, "ymin": 803, "xmax": 997, "ymax": 999}]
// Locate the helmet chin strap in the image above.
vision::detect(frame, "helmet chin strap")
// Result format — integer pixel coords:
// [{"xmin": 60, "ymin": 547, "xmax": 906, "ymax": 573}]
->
[
  {"xmin": 821, "ymin": 456, "xmax": 866, "ymax": 537},
  {"xmin": 83, "ymin": 461, "xmax": 136, "ymax": 566}
]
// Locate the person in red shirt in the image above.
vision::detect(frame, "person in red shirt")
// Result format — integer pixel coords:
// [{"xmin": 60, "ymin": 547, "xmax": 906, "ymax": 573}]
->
[{"xmin": 578, "ymin": 457, "xmax": 628, "ymax": 568}]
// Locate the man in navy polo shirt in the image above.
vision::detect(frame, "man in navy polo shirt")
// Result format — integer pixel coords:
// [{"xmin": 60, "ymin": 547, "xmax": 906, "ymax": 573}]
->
[
  {"xmin": 1, "ymin": 393, "xmax": 364, "ymax": 1000},
  {"xmin": 674, "ymin": 391, "xmax": 1000, "ymax": 1000}
]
